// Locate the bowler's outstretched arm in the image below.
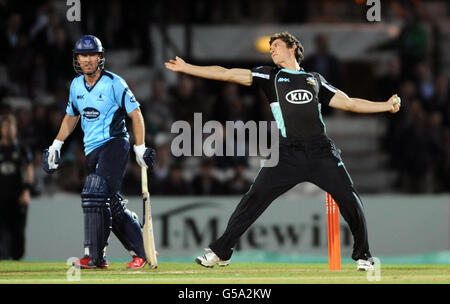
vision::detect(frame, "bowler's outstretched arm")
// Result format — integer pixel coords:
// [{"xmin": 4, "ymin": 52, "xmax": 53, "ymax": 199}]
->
[
  {"xmin": 165, "ymin": 56, "xmax": 253, "ymax": 86},
  {"xmin": 329, "ymin": 91, "xmax": 401, "ymax": 114}
]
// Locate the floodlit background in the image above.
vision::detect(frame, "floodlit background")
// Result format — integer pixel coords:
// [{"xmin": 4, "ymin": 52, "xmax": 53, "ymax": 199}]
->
[{"xmin": 0, "ymin": 0, "xmax": 448, "ymax": 264}]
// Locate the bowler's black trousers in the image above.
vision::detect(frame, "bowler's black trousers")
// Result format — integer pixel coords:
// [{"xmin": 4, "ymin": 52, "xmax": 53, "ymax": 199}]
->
[{"xmin": 209, "ymin": 136, "xmax": 372, "ymax": 261}]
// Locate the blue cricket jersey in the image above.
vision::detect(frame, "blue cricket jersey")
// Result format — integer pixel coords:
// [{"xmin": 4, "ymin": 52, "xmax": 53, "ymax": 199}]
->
[{"xmin": 66, "ymin": 70, "xmax": 140, "ymax": 155}]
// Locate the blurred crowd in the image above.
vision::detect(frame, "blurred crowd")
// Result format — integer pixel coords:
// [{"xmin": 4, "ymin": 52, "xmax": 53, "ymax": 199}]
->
[
  {"xmin": 0, "ymin": 0, "xmax": 448, "ymax": 197},
  {"xmin": 377, "ymin": 58, "xmax": 450, "ymax": 193},
  {"xmin": 371, "ymin": 3, "xmax": 450, "ymax": 193}
]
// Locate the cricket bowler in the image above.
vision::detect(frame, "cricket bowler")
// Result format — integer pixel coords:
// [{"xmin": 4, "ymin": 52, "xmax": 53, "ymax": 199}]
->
[
  {"xmin": 165, "ymin": 32, "xmax": 401, "ymax": 271},
  {"xmin": 43, "ymin": 35, "xmax": 155, "ymax": 269}
]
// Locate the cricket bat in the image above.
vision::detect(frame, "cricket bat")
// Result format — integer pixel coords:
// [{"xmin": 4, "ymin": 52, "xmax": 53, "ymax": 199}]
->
[{"xmin": 142, "ymin": 166, "xmax": 158, "ymax": 269}]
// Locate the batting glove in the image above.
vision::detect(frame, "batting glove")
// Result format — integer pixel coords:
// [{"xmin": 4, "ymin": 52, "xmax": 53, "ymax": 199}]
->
[
  {"xmin": 133, "ymin": 144, "xmax": 156, "ymax": 169},
  {"xmin": 42, "ymin": 139, "xmax": 63, "ymax": 174}
]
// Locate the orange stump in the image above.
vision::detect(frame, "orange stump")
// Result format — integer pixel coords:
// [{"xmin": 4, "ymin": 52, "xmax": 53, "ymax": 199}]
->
[{"xmin": 326, "ymin": 193, "xmax": 341, "ymax": 271}]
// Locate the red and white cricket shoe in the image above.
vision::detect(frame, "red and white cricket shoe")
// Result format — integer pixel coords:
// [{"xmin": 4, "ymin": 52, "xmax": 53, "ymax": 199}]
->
[
  {"xmin": 72, "ymin": 256, "xmax": 109, "ymax": 269},
  {"xmin": 126, "ymin": 252, "xmax": 159, "ymax": 269},
  {"xmin": 126, "ymin": 257, "xmax": 147, "ymax": 269}
]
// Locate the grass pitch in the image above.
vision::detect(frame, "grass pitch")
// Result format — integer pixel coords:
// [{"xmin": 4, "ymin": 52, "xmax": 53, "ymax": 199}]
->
[{"xmin": 0, "ymin": 261, "xmax": 449, "ymax": 284}]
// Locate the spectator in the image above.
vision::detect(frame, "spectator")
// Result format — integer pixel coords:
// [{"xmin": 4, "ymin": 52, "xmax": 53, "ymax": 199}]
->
[
  {"xmin": 170, "ymin": 73, "xmax": 197, "ymax": 122},
  {"xmin": 215, "ymin": 83, "xmax": 248, "ymax": 123},
  {"xmin": 5, "ymin": 33, "xmax": 33, "ymax": 96},
  {"xmin": 0, "ymin": 13, "xmax": 22, "ymax": 64},
  {"xmin": 370, "ymin": 3, "xmax": 428, "ymax": 80},
  {"xmin": 31, "ymin": 103, "xmax": 52, "ymax": 150},
  {"xmin": 169, "ymin": 73, "xmax": 209, "ymax": 123},
  {"xmin": 302, "ymin": 33, "xmax": 343, "ymax": 115},
  {"xmin": 397, "ymin": 99, "xmax": 434, "ymax": 193},
  {"xmin": 224, "ymin": 162, "xmax": 252, "ymax": 195},
  {"xmin": 158, "ymin": 162, "xmax": 191, "ymax": 195},
  {"xmin": 303, "ymin": 33, "xmax": 343, "ymax": 88},
  {"xmin": 427, "ymin": 111, "xmax": 445, "ymax": 192},
  {"xmin": 383, "ymin": 80, "xmax": 417, "ymax": 166},
  {"xmin": 428, "ymin": 74, "xmax": 448, "ymax": 116},
  {"xmin": 45, "ymin": 26, "xmax": 73, "ymax": 91},
  {"xmin": 152, "ymin": 142, "xmax": 172, "ymax": 186},
  {"xmin": 375, "ymin": 56, "xmax": 402, "ymax": 101},
  {"xmin": 31, "ymin": 147, "xmax": 45, "ymax": 197},
  {"xmin": 121, "ymin": 162, "xmax": 142, "ymax": 196},
  {"xmin": 142, "ymin": 75, "xmax": 174, "ymax": 136},
  {"xmin": 29, "ymin": 53, "xmax": 48, "ymax": 98},
  {"xmin": 414, "ymin": 62, "xmax": 435, "ymax": 106},
  {"xmin": 192, "ymin": 159, "xmax": 224, "ymax": 195},
  {"xmin": 29, "ymin": 5, "xmax": 63, "ymax": 54},
  {"xmin": 215, "ymin": 82, "xmax": 245, "ymax": 124},
  {"xmin": 15, "ymin": 107, "xmax": 34, "ymax": 147},
  {"xmin": 47, "ymin": 105, "xmax": 64, "ymax": 143},
  {"xmin": 212, "ymin": 122, "xmax": 246, "ymax": 170},
  {"xmin": 0, "ymin": 114, "xmax": 33, "ymax": 260}
]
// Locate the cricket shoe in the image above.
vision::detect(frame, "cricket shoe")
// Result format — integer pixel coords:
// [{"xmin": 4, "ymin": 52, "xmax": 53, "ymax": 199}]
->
[
  {"xmin": 357, "ymin": 259, "xmax": 374, "ymax": 271},
  {"xmin": 126, "ymin": 251, "xmax": 160, "ymax": 269},
  {"xmin": 126, "ymin": 257, "xmax": 147, "ymax": 269},
  {"xmin": 195, "ymin": 248, "xmax": 230, "ymax": 268},
  {"xmin": 72, "ymin": 256, "xmax": 109, "ymax": 269}
]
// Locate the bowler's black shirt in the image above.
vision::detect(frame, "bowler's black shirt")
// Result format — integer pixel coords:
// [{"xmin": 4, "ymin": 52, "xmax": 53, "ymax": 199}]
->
[{"xmin": 251, "ymin": 66, "xmax": 338, "ymax": 141}]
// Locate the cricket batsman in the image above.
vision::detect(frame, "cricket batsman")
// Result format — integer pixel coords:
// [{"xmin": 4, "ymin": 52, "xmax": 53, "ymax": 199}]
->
[
  {"xmin": 43, "ymin": 35, "xmax": 155, "ymax": 269},
  {"xmin": 165, "ymin": 32, "xmax": 401, "ymax": 271}
]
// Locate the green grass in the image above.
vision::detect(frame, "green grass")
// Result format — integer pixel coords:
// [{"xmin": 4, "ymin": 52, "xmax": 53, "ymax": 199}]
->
[{"xmin": 0, "ymin": 261, "xmax": 449, "ymax": 284}]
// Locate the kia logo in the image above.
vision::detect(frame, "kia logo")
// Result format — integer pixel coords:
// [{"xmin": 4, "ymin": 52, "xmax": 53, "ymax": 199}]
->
[{"xmin": 285, "ymin": 90, "xmax": 313, "ymax": 104}]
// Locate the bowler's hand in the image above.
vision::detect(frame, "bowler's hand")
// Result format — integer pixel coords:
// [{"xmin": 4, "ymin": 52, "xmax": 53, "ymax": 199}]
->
[
  {"xmin": 133, "ymin": 144, "xmax": 156, "ymax": 169},
  {"xmin": 165, "ymin": 56, "xmax": 187, "ymax": 73},
  {"xmin": 387, "ymin": 94, "xmax": 401, "ymax": 114}
]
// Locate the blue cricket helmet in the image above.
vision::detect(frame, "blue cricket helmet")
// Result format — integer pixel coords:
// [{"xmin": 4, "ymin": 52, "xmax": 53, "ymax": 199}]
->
[{"xmin": 73, "ymin": 35, "xmax": 105, "ymax": 75}]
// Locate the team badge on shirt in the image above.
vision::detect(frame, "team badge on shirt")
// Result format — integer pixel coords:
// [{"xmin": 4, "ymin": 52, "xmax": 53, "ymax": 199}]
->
[{"xmin": 306, "ymin": 76, "xmax": 317, "ymax": 85}]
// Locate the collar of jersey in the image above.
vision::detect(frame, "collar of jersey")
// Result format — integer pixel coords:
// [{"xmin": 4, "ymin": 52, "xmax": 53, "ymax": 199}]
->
[
  {"xmin": 280, "ymin": 68, "xmax": 307, "ymax": 75},
  {"xmin": 83, "ymin": 71, "xmax": 105, "ymax": 92}
]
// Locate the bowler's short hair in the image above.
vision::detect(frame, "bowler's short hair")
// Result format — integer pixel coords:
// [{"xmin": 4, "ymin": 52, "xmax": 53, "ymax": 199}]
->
[{"xmin": 270, "ymin": 32, "xmax": 304, "ymax": 64}]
